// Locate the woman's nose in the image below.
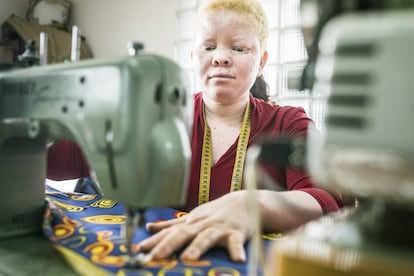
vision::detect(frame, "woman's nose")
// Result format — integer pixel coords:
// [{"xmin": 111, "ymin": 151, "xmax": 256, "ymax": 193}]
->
[{"xmin": 212, "ymin": 49, "xmax": 231, "ymax": 66}]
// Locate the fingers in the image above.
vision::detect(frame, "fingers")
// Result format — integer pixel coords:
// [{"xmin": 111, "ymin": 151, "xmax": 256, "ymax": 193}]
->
[
  {"xmin": 226, "ymin": 232, "xmax": 246, "ymax": 262},
  {"xmin": 145, "ymin": 216, "xmax": 186, "ymax": 233},
  {"xmin": 138, "ymin": 227, "xmax": 169, "ymax": 252},
  {"xmin": 139, "ymin": 221, "xmax": 247, "ymax": 262},
  {"xmin": 138, "ymin": 220, "xmax": 202, "ymax": 260},
  {"xmin": 136, "ymin": 194, "xmax": 250, "ymax": 262},
  {"xmin": 180, "ymin": 227, "xmax": 246, "ymax": 263},
  {"xmin": 180, "ymin": 226, "xmax": 224, "ymax": 260}
]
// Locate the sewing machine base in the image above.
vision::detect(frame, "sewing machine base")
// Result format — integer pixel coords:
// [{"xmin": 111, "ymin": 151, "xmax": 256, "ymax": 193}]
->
[
  {"xmin": 0, "ymin": 137, "xmax": 45, "ymax": 238},
  {"xmin": 266, "ymin": 202, "xmax": 414, "ymax": 276}
]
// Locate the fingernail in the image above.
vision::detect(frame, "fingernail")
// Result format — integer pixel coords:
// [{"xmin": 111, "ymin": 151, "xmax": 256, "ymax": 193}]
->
[
  {"xmin": 137, "ymin": 240, "xmax": 146, "ymax": 247},
  {"xmin": 238, "ymin": 251, "xmax": 246, "ymax": 263},
  {"xmin": 181, "ymin": 248, "xmax": 200, "ymax": 260},
  {"xmin": 130, "ymin": 252, "xmax": 153, "ymax": 267},
  {"xmin": 145, "ymin": 222, "xmax": 155, "ymax": 231}
]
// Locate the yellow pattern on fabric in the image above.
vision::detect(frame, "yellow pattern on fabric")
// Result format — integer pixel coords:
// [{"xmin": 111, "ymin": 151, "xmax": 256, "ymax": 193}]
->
[
  {"xmin": 71, "ymin": 194, "xmax": 98, "ymax": 201},
  {"xmin": 51, "ymin": 199, "xmax": 84, "ymax": 212},
  {"xmin": 208, "ymin": 266, "xmax": 241, "ymax": 276},
  {"xmin": 54, "ymin": 244, "xmax": 113, "ymax": 276},
  {"xmin": 81, "ymin": 215, "xmax": 125, "ymax": 224},
  {"xmin": 89, "ymin": 199, "xmax": 118, "ymax": 208}
]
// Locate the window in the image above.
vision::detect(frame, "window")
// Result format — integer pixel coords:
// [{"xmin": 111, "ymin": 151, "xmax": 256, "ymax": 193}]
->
[{"xmin": 174, "ymin": 0, "xmax": 326, "ymax": 130}]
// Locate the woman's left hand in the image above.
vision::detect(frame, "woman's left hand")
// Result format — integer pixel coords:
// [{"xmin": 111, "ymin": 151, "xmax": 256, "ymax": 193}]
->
[{"xmin": 138, "ymin": 191, "xmax": 252, "ymax": 262}]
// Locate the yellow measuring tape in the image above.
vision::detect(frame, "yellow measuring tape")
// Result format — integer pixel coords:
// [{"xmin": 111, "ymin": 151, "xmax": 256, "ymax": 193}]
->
[{"xmin": 198, "ymin": 101, "xmax": 252, "ymax": 205}]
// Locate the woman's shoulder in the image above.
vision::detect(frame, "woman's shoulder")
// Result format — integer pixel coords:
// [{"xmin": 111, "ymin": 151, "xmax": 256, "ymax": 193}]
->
[
  {"xmin": 251, "ymin": 96, "xmax": 308, "ymax": 118},
  {"xmin": 250, "ymin": 96, "xmax": 312, "ymax": 135}
]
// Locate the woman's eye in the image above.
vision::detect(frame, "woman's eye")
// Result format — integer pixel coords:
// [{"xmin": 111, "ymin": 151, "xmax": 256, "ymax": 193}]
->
[
  {"xmin": 233, "ymin": 47, "xmax": 245, "ymax": 52},
  {"xmin": 204, "ymin": 46, "xmax": 216, "ymax": 51}
]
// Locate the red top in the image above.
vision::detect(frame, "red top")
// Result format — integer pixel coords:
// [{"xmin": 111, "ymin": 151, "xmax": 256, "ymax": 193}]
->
[
  {"xmin": 184, "ymin": 92, "xmax": 343, "ymax": 213},
  {"xmin": 47, "ymin": 139, "xmax": 90, "ymax": 180}
]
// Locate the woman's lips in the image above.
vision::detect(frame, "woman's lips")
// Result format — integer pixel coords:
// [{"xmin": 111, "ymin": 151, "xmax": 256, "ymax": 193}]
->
[{"xmin": 208, "ymin": 72, "xmax": 234, "ymax": 79}]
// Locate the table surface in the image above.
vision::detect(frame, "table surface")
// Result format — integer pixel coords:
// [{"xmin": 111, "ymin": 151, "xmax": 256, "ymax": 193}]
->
[{"xmin": 0, "ymin": 233, "xmax": 77, "ymax": 276}]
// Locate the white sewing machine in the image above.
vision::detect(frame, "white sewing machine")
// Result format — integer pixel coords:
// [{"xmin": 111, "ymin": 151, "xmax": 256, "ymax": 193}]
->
[
  {"xmin": 0, "ymin": 47, "xmax": 192, "ymax": 263},
  {"xmin": 264, "ymin": 2, "xmax": 414, "ymax": 275}
]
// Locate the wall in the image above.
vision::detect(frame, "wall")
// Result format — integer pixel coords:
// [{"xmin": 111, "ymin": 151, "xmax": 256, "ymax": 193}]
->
[
  {"xmin": 0, "ymin": 0, "xmax": 29, "ymax": 26},
  {"xmin": 69, "ymin": 0, "xmax": 177, "ymax": 59},
  {"xmin": 0, "ymin": 0, "xmax": 177, "ymax": 60}
]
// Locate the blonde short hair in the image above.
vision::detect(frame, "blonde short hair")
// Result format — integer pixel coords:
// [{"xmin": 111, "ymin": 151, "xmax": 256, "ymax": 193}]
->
[{"xmin": 197, "ymin": 0, "xmax": 269, "ymax": 48}]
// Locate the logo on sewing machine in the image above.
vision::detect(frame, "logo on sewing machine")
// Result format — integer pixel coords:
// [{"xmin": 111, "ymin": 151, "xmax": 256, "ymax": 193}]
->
[{"xmin": 0, "ymin": 81, "xmax": 36, "ymax": 96}]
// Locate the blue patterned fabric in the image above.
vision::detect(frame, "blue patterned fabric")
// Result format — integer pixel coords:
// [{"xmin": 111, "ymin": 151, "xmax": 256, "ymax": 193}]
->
[{"xmin": 44, "ymin": 185, "xmax": 274, "ymax": 275}]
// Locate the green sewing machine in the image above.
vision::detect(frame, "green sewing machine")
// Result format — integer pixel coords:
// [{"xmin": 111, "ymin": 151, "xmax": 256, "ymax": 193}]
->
[{"xmin": 0, "ymin": 47, "xmax": 192, "ymax": 266}]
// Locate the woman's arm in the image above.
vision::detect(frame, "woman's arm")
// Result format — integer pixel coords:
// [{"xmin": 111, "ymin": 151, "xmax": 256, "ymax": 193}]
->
[
  {"xmin": 138, "ymin": 189, "xmax": 323, "ymax": 262},
  {"xmin": 257, "ymin": 190, "xmax": 322, "ymax": 233}
]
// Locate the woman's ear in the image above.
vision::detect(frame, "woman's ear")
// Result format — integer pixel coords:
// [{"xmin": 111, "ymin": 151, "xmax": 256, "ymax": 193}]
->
[{"xmin": 258, "ymin": 50, "xmax": 268, "ymax": 76}]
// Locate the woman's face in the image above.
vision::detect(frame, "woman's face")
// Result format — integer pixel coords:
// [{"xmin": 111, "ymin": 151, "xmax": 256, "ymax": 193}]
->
[{"xmin": 192, "ymin": 10, "xmax": 268, "ymax": 104}]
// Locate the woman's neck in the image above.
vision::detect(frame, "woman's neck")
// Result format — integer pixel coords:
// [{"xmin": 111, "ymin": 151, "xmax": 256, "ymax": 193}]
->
[
  {"xmin": 203, "ymin": 94, "xmax": 249, "ymax": 122},
  {"xmin": 204, "ymin": 105, "xmax": 246, "ymax": 125},
  {"xmin": 202, "ymin": 95, "xmax": 250, "ymax": 164}
]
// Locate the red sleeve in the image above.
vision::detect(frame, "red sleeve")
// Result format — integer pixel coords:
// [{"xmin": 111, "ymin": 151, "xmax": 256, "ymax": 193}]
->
[
  {"xmin": 47, "ymin": 139, "xmax": 90, "ymax": 180},
  {"xmin": 280, "ymin": 109, "xmax": 343, "ymax": 213},
  {"xmin": 250, "ymin": 98, "xmax": 343, "ymax": 213},
  {"xmin": 285, "ymin": 168, "xmax": 343, "ymax": 213},
  {"xmin": 300, "ymin": 186, "xmax": 343, "ymax": 213}
]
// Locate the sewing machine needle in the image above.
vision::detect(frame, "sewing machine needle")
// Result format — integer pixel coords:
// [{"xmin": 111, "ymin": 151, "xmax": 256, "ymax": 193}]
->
[{"xmin": 124, "ymin": 206, "xmax": 150, "ymax": 267}]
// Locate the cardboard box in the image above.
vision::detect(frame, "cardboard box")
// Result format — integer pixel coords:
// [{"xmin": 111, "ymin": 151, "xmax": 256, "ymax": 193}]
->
[{"xmin": 0, "ymin": 46, "xmax": 14, "ymax": 63}]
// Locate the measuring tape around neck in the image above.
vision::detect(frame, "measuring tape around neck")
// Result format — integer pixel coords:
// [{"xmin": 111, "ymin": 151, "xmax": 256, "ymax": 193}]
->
[{"xmin": 198, "ymin": 101, "xmax": 252, "ymax": 205}]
